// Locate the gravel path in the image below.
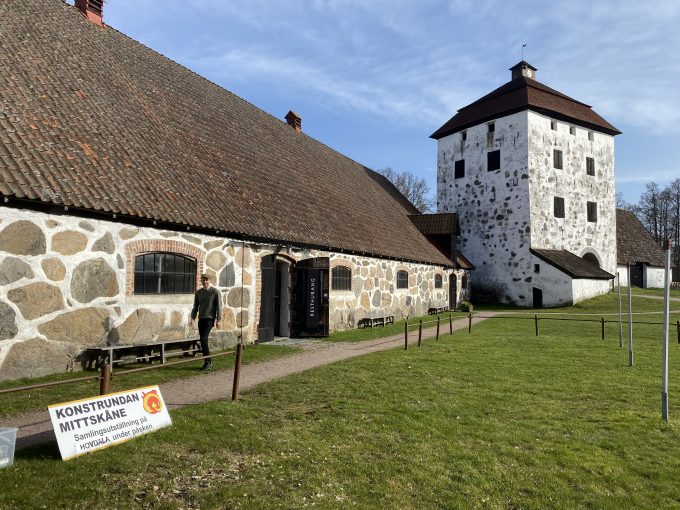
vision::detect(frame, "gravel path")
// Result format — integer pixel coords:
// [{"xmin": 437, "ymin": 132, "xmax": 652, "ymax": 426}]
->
[{"xmin": 2, "ymin": 314, "xmax": 490, "ymax": 451}]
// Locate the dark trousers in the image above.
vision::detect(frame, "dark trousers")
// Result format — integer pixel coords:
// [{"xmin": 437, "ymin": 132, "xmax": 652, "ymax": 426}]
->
[{"xmin": 198, "ymin": 318, "xmax": 215, "ymax": 361}]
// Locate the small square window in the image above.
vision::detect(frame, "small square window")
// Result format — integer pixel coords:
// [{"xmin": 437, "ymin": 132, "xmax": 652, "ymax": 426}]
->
[
  {"xmin": 534, "ymin": 264, "xmax": 540, "ymax": 273},
  {"xmin": 461, "ymin": 131, "xmax": 467, "ymax": 142},
  {"xmin": 488, "ymin": 122, "xmax": 495, "ymax": 133},
  {"xmin": 587, "ymin": 201, "xmax": 597, "ymax": 222},
  {"xmin": 487, "ymin": 150, "xmax": 500, "ymax": 171},
  {"xmin": 550, "ymin": 121, "xmax": 557, "ymax": 130},
  {"xmin": 570, "ymin": 126, "xmax": 576, "ymax": 135},
  {"xmin": 586, "ymin": 157, "xmax": 595, "ymax": 176},
  {"xmin": 554, "ymin": 196, "xmax": 565, "ymax": 218},
  {"xmin": 553, "ymin": 149, "xmax": 563, "ymax": 169},
  {"xmin": 588, "ymin": 131, "xmax": 594, "ymax": 141},
  {"xmin": 454, "ymin": 159, "xmax": 465, "ymax": 179}
]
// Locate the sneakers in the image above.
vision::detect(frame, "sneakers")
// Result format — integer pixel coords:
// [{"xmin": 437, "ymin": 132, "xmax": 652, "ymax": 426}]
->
[{"xmin": 201, "ymin": 360, "xmax": 213, "ymax": 371}]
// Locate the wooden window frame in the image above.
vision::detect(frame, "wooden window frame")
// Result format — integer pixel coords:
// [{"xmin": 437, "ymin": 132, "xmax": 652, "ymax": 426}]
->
[
  {"xmin": 487, "ymin": 150, "xmax": 500, "ymax": 172},
  {"xmin": 396, "ymin": 270, "xmax": 409, "ymax": 289},
  {"xmin": 454, "ymin": 159, "xmax": 465, "ymax": 179},
  {"xmin": 587, "ymin": 201, "xmax": 598, "ymax": 223},
  {"xmin": 554, "ymin": 196, "xmax": 565, "ymax": 218},
  {"xmin": 331, "ymin": 266, "xmax": 352, "ymax": 291},
  {"xmin": 134, "ymin": 252, "xmax": 197, "ymax": 295},
  {"xmin": 586, "ymin": 157, "xmax": 595, "ymax": 176},
  {"xmin": 553, "ymin": 149, "xmax": 563, "ymax": 169}
]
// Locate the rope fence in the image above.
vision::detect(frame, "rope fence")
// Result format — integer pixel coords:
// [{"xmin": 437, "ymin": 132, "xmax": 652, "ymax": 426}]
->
[{"xmin": 402, "ymin": 312, "xmax": 680, "ymax": 349}]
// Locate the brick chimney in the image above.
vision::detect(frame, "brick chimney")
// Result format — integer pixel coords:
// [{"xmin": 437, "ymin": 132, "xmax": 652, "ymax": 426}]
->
[
  {"xmin": 285, "ymin": 111, "xmax": 301, "ymax": 133},
  {"xmin": 75, "ymin": 0, "xmax": 104, "ymax": 26}
]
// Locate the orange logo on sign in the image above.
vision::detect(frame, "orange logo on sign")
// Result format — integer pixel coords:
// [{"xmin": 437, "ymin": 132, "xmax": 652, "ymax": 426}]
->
[{"xmin": 142, "ymin": 390, "xmax": 162, "ymax": 414}]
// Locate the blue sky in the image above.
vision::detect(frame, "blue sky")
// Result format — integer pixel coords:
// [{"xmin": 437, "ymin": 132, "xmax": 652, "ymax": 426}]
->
[{"xmin": 84, "ymin": 0, "xmax": 678, "ymax": 205}]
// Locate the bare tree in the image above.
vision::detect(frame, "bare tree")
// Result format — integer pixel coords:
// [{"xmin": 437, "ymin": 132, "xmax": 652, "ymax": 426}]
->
[
  {"xmin": 377, "ymin": 167, "xmax": 435, "ymax": 213},
  {"xmin": 616, "ymin": 192, "xmax": 634, "ymax": 210}
]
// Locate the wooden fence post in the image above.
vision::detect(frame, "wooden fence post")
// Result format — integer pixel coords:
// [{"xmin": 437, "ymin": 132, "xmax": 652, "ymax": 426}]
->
[
  {"xmin": 99, "ymin": 363, "xmax": 111, "ymax": 396},
  {"xmin": 677, "ymin": 321, "xmax": 679, "ymax": 344},
  {"xmin": 601, "ymin": 317, "xmax": 605, "ymax": 340},
  {"xmin": 436, "ymin": 316, "xmax": 440, "ymax": 341},
  {"xmin": 231, "ymin": 342, "xmax": 243, "ymax": 401},
  {"xmin": 404, "ymin": 321, "xmax": 408, "ymax": 350},
  {"xmin": 534, "ymin": 315, "xmax": 539, "ymax": 337},
  {"xmin": 468, "ymin": 313, "xmax": 472, "ymax": 333},
  {"xmin": 418, "ymin": 320, "xmax": 423, "ymax": 347},
  {"xmin": 449, "ymin": 314, "xmax": 453, "ymax": 335}
]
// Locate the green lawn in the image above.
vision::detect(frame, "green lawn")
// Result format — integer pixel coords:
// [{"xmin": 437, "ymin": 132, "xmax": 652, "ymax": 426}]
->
[
  {"xmin": 0, "ymin": 344, "xmax": 302, "ymax": 418},
  {"xmin": 2, "ymin": 295, "xmax": 680, "ymax": 509}
]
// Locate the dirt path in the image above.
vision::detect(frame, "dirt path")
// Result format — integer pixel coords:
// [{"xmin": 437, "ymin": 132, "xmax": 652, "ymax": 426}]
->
[{"xmin": 2, "ymin": 314, "xmax": 491, "ymax": 451}]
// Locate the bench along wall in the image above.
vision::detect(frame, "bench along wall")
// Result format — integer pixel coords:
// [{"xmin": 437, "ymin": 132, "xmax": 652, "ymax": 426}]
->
[{"xmin": 0, "ymin": 207, "xmax": 461, "ymax": 381}]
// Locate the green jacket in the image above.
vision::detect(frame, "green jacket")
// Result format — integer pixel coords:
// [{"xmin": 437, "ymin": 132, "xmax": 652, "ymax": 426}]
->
[{"xmin": 191, "ymin": 286, "xmax": 222, "ymax": 321}]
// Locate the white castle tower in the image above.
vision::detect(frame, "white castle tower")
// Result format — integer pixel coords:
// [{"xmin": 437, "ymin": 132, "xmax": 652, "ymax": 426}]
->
[{"xmin": 433, "ymin": 62, "xmax": 620, "ymax": 307}]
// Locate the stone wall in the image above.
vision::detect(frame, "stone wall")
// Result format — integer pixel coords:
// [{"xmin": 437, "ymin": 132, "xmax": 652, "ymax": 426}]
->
[
  {"xmin": 437, "ymin": 111, "xmax": 534, "ymax": 304},
  {"xmin": 0, "ymin": 206, "xmax": 461, "ymax": 380},
  {"xmin": 527, "ymin": 111, "xmax": 617, "ymax": 275}
]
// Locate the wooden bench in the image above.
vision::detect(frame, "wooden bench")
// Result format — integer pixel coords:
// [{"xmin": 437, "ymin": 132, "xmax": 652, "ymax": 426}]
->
[
  {"xmin": 357, "ymin": 315, "xmax": 395, "ymax": 329},
  {"xmin": 428, "ymin": 306, "xmax": 448, "ymax": 315},
  {"xmin": 86, "ymin": 338, "xmax": 201, "ymax": 371}
]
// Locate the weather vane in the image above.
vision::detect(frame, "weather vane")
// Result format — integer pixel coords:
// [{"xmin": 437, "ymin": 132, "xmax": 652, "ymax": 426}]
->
[{"xmin": 522, "ymin": 43, "xmax": 527, "ymax": 61}]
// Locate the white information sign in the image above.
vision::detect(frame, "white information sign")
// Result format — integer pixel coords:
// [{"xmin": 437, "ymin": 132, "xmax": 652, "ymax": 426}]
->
[{"xmin": 48, "ymin": 385, "xmax": 172, "ymax": 461}]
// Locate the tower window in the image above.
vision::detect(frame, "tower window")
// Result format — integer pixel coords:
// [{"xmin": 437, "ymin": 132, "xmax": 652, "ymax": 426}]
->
[
  {"xmin": 435, "ymin": 274, "xmax": 443, "ymax": 289},
  {"xmin": 487, "ymin": 150, "xmax": 500, "ymax": 171},
  {"xmin": 461, "ymin": 131, "xmax": 467, "ymax": 142},
  {"xmin": 586, "ymin": 157, "xmax": 595, "ymax": 176},
  {"xmin": 454, "ymin": 159, "xmax": 465, "ymax": 179},
  {"xmin": 587, "ymin": 201, "xmax": 598, "ymax": 222},
  {"xmin": 534, "ymin": 264, "xmax": 540, "ymax": 273},
  {"xmin": 588, "ymin": 131, "xmax": 594, "ymax": 141},
  {"xmin": 570, "ymin": 126, "xmax": 576, "ymax": 135},
  {"xmin": 554, "ymin": 197, "xmax": 565, "ymax": 218},
  {"xmin": 488, "ymin": 122, "xmax": 495, "ymax": 133},
  {"xmin": 550, "ymin": 121, "xmax": 557, "ymax": 130},
  {"xmin": 553, "ymin": 149, "xmax": 563, "ymax": 169}
]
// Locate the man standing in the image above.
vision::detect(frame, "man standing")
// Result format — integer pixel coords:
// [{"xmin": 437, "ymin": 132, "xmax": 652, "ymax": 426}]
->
[{"xmin": 190, "ymin": 273, "xmax": 222, "ymax": 370}]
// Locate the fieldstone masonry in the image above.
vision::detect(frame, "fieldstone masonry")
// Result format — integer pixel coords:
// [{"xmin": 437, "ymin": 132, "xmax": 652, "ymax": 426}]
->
[
  {"xmin": 438, "ymin": 110, "xmax": 615, "ymax": 306},
  {"xmin": 0, "ymin": 207, "xmax": 464, "ymax": 381}
]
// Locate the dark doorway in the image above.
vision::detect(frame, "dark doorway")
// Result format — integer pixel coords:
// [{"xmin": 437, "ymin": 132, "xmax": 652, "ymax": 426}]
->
[
  {"xmin": 257, "ymin": 255, "xmax": 276, "ymax": 343},
  {"xmin": 582, "ymin": 253, "xmax": 600, "ymax": 268},
  {"xmin": 532, "ymin": 287, "xmax": 543, "ymax": 309},
  {"xmin": 630, "ymin": 263, "xmax": 644, "ymax": 288},
  {"xmin": 291, "ymin": 257, "xmax": 329, "ymax": 337},
  {"xmin": 449, "ymin": 274, "xmax": 458, "ymax": 310}
]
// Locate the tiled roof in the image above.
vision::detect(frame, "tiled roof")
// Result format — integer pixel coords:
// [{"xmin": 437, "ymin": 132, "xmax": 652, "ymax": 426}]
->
[
  {"xmin": 0, "ymin": 0, "xmax": 452, "ymax": 267},
  {"xmin": 455, "ymin": 252, "xmax": 475, "ymax": 271},
  {"xmin": 409, "ymin": 213, "xmax": 460, "ymax": 235},
  {"xmin": 530, "ymin": 248, "xmax": 614, "ymax": 280},
  {"xmin": 616, "ymin": 209, "xmax": 665, "ymax": 266},
  {"xmin": 431, "ymin": 75, "xmax": 621, "ymax": 140}
]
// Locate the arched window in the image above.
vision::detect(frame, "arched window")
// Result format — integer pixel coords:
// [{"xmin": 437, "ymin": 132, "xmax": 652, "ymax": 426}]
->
[
  {"xmin": 397, "ymin": 270, "xmax": 409, "ymax": 289},
  {"xmin": 331, "ymin": 266, "xmax": 351, "ymax": 291},
  {"xmin": 461, "ymin": 273, "xmax": 469, "ymax": 289},
  {"xmin": 434, "ymin": 274, "xmax": 443, "ymax": 289},
  {"xmin": 134, "ymin": 253, "xmax": 196, "ymax": 294}
]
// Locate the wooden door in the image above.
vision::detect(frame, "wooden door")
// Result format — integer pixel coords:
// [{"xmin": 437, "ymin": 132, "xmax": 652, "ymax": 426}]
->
[
  {"xmin": 291, "ymin": 257, "xmax": 329, "ymax": 337},
  {"xmin": 257, "ymin": 255, "xmax": 276, "ymax": 343}
]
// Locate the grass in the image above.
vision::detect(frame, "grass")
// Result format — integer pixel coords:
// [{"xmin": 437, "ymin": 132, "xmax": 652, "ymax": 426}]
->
[
  {"xmin": 0, "ymin": 344, "xmax": 302, "ymax": 418},
  {"xmin": 2, "ymin": 294, "xmax": 680, "ymax": 508}
]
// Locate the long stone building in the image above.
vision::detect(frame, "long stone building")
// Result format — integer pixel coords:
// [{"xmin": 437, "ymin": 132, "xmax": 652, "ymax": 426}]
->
[
  {"xmin": 433, "ymin": 61, "xmax": 620, "ymax": 307},
  {"xmin": 0, "ymin": 0, "xmax": 471, "ymax": 381}
]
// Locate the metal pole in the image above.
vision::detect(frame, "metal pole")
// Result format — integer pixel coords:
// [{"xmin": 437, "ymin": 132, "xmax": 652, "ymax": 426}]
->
[
  {"xmin": 404, "ymin": 321, "xmax": 408, "ymax": 350},
  {"xmin": 99, "ymin": 363, "xmax": 111, "ymax": 396},
  {"xmin": 628, "ymin": 263, "xmax": 633, "ymax": 367},
  {"xmin": 232, "ymin": 342, "xmax": 243, "ymax": 401},
  {"xmin": 662, "ymin": 240, "xmax": 671, "ymax": 421},
  {"xmin": 468, "ymin": 313, "xmax": 472, "ymax": 333},
  {"xmin": 601, "ymin": 317, "xmax": 605, "ymax": 340},
  {"xmin": 418, "ymin": 320, "xmax": 422, "ymax": 347},
  {"xmin": 617, "ymin": 271, "xmax": 623, "ymax": 348},
  {"xmin": 436, "ymin": 316, "xmax": 440, "ymax": 341},
  {"xmin": 449, "ymin": 314, "xmax": 453, "ymax": 335},
  {"xmin": 677, "ymin": 321, "xmax": 680, "ymax": 345},
  {"xmin": 534, "ymin": 315, "xmax": 539, "ymax": 337}
]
